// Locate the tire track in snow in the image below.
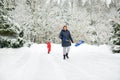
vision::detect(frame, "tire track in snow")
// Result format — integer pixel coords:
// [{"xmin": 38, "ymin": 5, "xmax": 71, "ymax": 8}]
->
[
  {"xmin": 69, "ymin": 52, "xmax": 120, "ymax": 80},
  {"xmin": 61, "ymin": 60, "xmax": 100, "ymax": 80},
  {"xmin": 51, "ymin": 54, "xmax": 99, "ymax": 80},
  {"xmin": 47, "ymin": 55, "xmax": 68, "ymax": 80}
]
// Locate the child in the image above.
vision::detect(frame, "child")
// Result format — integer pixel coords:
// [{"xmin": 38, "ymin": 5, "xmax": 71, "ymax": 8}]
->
[{"xmin": 46, "ymin": 40, "xmax": 51, "ymax": 54}]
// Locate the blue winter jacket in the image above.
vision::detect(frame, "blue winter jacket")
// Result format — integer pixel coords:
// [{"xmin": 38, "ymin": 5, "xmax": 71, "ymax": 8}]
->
[{"xmin": 59, "ymin": 29, "xmax": 73, "ymax": 47}]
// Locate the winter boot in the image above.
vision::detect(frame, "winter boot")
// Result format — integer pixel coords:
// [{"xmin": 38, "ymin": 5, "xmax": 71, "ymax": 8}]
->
[
  {"xmin": 66, "ymin": 53, "xmax": 69, "ymax": 59},
  {"xmin": 63, "ymin": 55, "xmax": 66, "ymax": 60}
]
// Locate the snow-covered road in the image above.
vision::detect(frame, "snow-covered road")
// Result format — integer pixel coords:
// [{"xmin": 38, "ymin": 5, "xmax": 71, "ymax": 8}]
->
[{"xmin": 0, "ymin": 44, "xmax": 120, "ymax": 80}]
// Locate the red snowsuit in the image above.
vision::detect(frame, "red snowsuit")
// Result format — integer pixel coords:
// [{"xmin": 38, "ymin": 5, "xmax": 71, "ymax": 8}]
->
[{"xmin": 47, "ymin": 42, "xmax": 51, "ymax": 54}]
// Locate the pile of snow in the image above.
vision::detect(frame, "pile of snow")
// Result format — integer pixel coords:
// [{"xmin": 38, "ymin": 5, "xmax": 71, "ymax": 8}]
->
[{"xmin": 0, "ymin": 43, "xmax": 120, "ymax": 80}]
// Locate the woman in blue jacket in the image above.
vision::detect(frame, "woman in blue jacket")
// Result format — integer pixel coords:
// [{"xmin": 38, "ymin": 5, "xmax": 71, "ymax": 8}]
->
[{"xmin": 59, "ymin": 25, "xmax": 73, "ymax": 60}]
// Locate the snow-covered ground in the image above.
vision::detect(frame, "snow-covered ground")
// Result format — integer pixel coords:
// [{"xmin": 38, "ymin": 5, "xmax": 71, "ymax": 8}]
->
[{"xmin": 0, "ymin": 43, "xmax": 120, "ymax": 80}]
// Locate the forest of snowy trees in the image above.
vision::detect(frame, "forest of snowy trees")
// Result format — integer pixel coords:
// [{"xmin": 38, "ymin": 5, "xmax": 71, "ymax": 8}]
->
[{"xmin": 0, "ymin": 0, "xmax": 120, "ymax": 52}]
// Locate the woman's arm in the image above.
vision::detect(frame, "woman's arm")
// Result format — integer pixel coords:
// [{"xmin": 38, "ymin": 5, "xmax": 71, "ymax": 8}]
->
[
  {"xmin": 69, "ymin": 32, "xmax": 74, "ymax": 43},
  {"xmin": 59, "ymin": 31, "xmax": 63, "ymax": 39}
]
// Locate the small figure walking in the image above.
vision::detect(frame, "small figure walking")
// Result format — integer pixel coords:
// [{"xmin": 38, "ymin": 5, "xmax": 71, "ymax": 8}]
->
[
  {"xmin": 59, "ymin": 25, "xmax": 74, "ymax": 60},
  {"xmin": 46, "ymin": 40, "xmax": 51, "ymax": 54}
]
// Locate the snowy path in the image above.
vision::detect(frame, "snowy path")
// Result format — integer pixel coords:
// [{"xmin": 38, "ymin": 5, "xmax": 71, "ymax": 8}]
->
[{"xmin": 0, "ymin": 44, "xmax": 120, "ymax": 80}]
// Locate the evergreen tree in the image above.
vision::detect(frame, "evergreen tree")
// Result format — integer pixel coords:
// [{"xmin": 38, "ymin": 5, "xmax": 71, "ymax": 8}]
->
[
  {"xmin": 0, "ymin": 1, "xmax": 24, "ymax": 48},
  {"xmin": 111, "ymin": 8, "xmax": 120, "ymax": 53}
]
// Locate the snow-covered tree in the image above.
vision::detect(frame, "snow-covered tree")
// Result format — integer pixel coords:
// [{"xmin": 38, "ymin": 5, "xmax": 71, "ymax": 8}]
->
[
  {"xmin": 110, "ymin": 8, "xmax": 120, "ymax": 53},
  {"xmin": 0, "ymin": 0, "xmax": 24, "ymax": 48}
]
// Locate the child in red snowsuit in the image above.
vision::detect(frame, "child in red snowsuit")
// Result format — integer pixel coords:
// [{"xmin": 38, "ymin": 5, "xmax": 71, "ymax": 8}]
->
[{"xmin": 46, "ymin": 41, "xmax": 51, "ymax": 54}]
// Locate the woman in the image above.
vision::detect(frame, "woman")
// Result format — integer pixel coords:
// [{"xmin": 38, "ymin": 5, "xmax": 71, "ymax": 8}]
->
[{"xmin": 59, "ymin": 25, "xmax": 73, "ymax": 60}]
